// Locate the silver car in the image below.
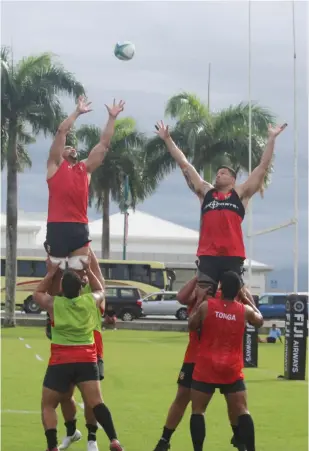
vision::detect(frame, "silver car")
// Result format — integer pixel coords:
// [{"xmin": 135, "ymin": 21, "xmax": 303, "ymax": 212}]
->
[{"xmin": 141, "ymin": 291, "xmax": 188, "ymax": 320}]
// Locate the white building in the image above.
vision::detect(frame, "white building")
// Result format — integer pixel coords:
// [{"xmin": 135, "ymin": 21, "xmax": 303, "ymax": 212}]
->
[{"xmin": 1, "ymin": 209, "xmax": 273, "ymax": 294}]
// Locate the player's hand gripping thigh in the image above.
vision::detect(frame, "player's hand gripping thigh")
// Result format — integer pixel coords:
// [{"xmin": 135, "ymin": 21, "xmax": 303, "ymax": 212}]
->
[
  {"xmin": 225, "ymin": 390, "xmax": 249, "ymax": 419},
  {"xmin": 77, "ymin": 380, "xmax": 103, "ymax": 409},
  {"xmin": 191, "ymin": 389, "xmax": 213, "ymax": 415}
]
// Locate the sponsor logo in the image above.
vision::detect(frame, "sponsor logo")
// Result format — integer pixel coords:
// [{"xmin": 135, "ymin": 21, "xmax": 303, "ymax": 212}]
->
[
  {"xmin": 215, "ymin": 311, "xmax": 236, "ymax": 321},
  {"xmin": 203, "ymin": 200, "xmax": 239, "ymax": 211},
  {"xmin": 293, "ymin": 300, "xmax": 305, "ymax": 313}
]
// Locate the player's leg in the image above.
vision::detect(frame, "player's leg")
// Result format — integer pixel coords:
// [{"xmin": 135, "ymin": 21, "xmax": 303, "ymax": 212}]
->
[
  {"xmin": 190, "ymin": 381, "xmax": 214, "ymax": 451},
  {"xmin": 196, "ymin": 256, "xmax": 219, "ymax": 301},
  {"xmin": 42, "ymin": 364, "xmax": 73, "ymax": 451},
  {"xmin": 223, "ymin": 380, "xmax": 256, "ymax": 451},
  {"xmin": 153, "ymin": 364, "xmax": 194, "ymax": 450},
  {"xmin": 76, "ymin": 363, "xmax": 124, "ymax": 451},
  {"xmin": 67, "ymin": 223, "xmax": 92, "ymax": 270},
  {"xmin": 58, "ymin": 386, "xmax": 82, "ymax": 450},
  {"xmin": 224, "ymin": 397, "xmax": 245, "ymax": 451}
]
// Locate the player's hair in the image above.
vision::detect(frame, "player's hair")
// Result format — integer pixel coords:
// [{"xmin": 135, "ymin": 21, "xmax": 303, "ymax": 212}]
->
[
  {"xmin": 62, "ymin": 270, "xmax": 82, "ymax": 299},
  {"xmin": 216, "ymin": 165, "xmax": 238, "ymax": 179},
  {"xmin": 220, "ymin": 271, "xmax": 242, "ymax": 300}
]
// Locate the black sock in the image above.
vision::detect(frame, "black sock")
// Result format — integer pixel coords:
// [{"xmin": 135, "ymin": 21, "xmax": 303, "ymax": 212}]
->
[
  {"xmin": 161, "ymin": 426, "xmax": 175, "ymax": 443},
  {"xmin": 65, "ymin": 419, "xmax": 77, "ymax": 437},
  {"xmin": 45, "ymin": 428, "xmax": 57, "ymax": 450},
  {"xmin": 93, "ymin": 403, "xmax": 117, "ymax": 442},
  {"xmin": 238, "ymin": 414, "xmax": 255, "ymax": 451},
  {"xmin": 86, "ymin": 423, "xmax": 98, "ymax": 442},
  {"xmin": 231, "ymin": 424, "xmax": 239, "ymax": 439},
  {"xmin": 190, "ymin": 414, "xmax": 205, "ymax": 451}
]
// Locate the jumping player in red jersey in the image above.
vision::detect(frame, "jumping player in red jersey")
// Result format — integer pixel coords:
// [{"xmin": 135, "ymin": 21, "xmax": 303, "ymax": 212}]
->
[
  {"xmin": 45, "ymin": 96, "xmax": 125, "ymax": 272},
  {"xmin": 34, "ymin": 257, "xmax": 124, "ymax": 451},
  {"xmin": 154, "ymin": 120, "xmax": 287, "ymax": 298},
  {"xmin": 188, "ymin": 271, "xmax": 263, "ymax": 451}
]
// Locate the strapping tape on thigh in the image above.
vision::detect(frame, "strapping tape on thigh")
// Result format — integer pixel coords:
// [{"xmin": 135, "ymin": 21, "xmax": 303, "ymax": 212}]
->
[
  {"xmin": 49, "ymin": 257, "xmax": 66, "ymax": 270},
  {"xmin": 68, "ymin": 255, "xmax": 88, "ymax": 270}
]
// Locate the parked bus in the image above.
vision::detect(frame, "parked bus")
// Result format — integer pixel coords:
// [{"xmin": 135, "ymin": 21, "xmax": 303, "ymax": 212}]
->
[{"xmin": 0, "ymin": 257, "xmax": 175, "ymax": 313}]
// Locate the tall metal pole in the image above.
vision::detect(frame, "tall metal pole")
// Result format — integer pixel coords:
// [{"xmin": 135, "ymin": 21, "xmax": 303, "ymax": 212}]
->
[
  {"xmin": 292, "ymin": 0, "xmax": 298, "ymax": 292},
  {"xmin": 207, "ymin": 63, "xmax": 211, "ymax": 110},
  {"xmin": 122, "ymin": 175, "xmax": 129, "ymax": 260},
  {"xmin": 247, "ymin": 0, "xmax": 253, "ymax": 291}
]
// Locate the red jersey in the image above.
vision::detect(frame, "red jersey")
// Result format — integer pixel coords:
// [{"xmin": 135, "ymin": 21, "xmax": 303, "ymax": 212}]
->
[
  {"xmin": 94, "ymin": 330, "xmax": 103, "ymax": 359},
  {"xmin": 47, "ymin": 160, "xmax": 89, "ymax": 223},
  {"xmin": 197, "ymin": 189, "xmax": 245, "ymax": 258},
  {"xmin": 49, "ymin": 343, "xmax": 97, "ymax": 365},
  {"xmin": 193, "ymin": 297, "xmax": 245, "ymax": 384},
  {"xmin": 183, "ymin": 303, "xmax": 200, "ymax": 363}
]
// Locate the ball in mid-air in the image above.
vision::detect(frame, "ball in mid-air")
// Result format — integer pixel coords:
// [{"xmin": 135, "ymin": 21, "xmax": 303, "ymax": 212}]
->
[{"xmin": 114, "ymin": 41, "xmax": 135, "ymax": 61}]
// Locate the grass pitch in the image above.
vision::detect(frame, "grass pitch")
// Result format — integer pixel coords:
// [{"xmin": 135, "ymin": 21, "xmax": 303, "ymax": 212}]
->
[{"xmin": 1, "ymin": 327, "xmax": 308, "ymax": 451}]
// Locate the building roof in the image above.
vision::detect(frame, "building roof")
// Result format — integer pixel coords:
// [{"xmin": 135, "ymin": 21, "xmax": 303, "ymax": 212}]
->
[{"xmin": 89, "ymin": 209, "xmax": 199, "ymax": 239}]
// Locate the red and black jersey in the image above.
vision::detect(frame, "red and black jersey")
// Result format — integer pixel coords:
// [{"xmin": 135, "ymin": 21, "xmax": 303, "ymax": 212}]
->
[{"xmin": 197, "ymin": 189, "xmax": 245, "ymax": 258}]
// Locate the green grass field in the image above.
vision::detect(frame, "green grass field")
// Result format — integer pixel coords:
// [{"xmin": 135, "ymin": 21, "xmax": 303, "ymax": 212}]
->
[{"xmin": 1, "ymin": 327, "xmax": 308, "ymax": 451}]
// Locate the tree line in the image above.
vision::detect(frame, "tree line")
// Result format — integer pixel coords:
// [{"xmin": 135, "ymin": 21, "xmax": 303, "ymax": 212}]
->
[{"xmin": 1, "ymin": 47, "xmax": 275, "ymax": 325}]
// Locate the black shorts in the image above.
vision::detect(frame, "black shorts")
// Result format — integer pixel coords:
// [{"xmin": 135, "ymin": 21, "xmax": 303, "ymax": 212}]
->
[
  {"xmin": 267, "ymin": 336, "xmax": 276, "ymax": 343},
  {"xmin": 191, "ymin": 378, "xmax": 246, "ymax": 395},
  {"xmin": 177, "ymin": 362, "xmax": 195, "ymax": 388},
  {"xmin": 44, "ymin": 222, "xmax": 91, "ymax": 258},
  {"xmin": 43, "ymin": 362, "xmax": 99, "ymax": 393},
  {"xmin": 196, "ymin": 256, "xmax": 245, "ymax": 293}
]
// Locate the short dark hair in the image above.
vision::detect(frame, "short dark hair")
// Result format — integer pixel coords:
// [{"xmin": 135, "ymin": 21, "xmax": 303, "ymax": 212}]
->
[
  {"xmin": 220, "ymin": 271, "xmax": 241, "ymax": 300},
  {"xmin": 62, "ymin": 270, "xmax": 82, "ymax": 299},
  {"xmin": 217, "ymin": 165, "xmax": 237, "ymax": 179}
]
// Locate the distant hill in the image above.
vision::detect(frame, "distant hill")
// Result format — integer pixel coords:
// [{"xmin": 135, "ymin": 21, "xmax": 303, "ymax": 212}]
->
[{"xmin": 266, "ymin": 265, "xmax": 308, "ymax": 292}]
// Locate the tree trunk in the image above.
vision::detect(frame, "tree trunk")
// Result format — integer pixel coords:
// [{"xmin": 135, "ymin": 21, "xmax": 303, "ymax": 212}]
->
[
  {"xmin": 101, "ymin": 187, "xmax": 110, "ymax": 259},
  {"xmin": 4, "ymin": 121, "xmax": 18, "ymax": 327}
]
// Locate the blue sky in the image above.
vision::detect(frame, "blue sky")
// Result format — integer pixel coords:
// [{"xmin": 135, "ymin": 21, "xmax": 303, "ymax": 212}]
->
[{"xmin": 1, "ymin": 1, "xmax": 308, "ymax": 288}]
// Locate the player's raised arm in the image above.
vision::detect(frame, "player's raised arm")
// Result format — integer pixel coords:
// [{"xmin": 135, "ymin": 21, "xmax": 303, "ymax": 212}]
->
[
  {"xmin": 155, "ymin": 121, "xmax": 213, "ymax": 200},
  {"xmin": 84, "ymin": 99, "xmax": 125, "ymax": 173},
  {"xmin": 244, "ymin": 304, "xmax": 264, "ymax": 328},
  {"xmin": 188, "ymin": 300, "xmax": 208, "ymax": 331},
  {"xmin": 48, "ymin": 96, "xmax": 92, "ymax": 168},
  {"xmin": 237, "ymin": 123, "xmax": 287, "ymax": 200},
  {"xmin": 33, "ymin": 259, "xmax": 59, "ymax": 313}
]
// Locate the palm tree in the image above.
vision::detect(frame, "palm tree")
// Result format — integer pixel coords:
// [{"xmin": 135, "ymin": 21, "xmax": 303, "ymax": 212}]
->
[
  {"xmin": 1, "ymin": 47, "xmax": 85, "ymax": 326},
  {"xmin": 146, "ymin": 92, "xmax": 275, "ymax": 193},
  {"xmin": 77, "ymin": 117, "xmax": 155, "ymax": 258}
]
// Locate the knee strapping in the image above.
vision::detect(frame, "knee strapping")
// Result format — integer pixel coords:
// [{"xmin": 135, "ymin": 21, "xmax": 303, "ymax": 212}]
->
[
  {"xmin": 49, "ymin": 256, "xmax": 66, "ymax": 271},
  {"xmin": 68, "ymin": 255, "xmax": 88, "ymax": 270}
]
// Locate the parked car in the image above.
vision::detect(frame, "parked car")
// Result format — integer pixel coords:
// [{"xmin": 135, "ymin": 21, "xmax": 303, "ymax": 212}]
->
[
  {"xmin": 141, "ymin": 291, "xmax": 188, "ymax": 320},
  {"xmin": 105, "ymin": 286, "xmax": 143, "ymax": 321},
  {"xmin": 258, "ymin": 292, "xmax": 308, "ymax": 319}
]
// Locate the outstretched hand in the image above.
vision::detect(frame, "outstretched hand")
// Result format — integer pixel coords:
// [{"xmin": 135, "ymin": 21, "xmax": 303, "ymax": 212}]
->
[
  {"xmin": 268, "ymin": 123, "xmax": 287, "ymax": 139},
  {"xmin": 76, "ymin": 96, "xmax": 92, "ymax": 115},
  {"xmin": 154, "ymin": 121, "xmax": 170, "ymax": 140},
  {"xmin": 105, "ymin": 99, "xmax": 125, "ymax": 118}
]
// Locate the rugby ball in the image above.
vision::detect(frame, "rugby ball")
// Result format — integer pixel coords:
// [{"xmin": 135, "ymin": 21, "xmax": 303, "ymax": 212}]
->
[{"xmin": 114, "ymin": 41, "xmax": 135, "ymax": 61}]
